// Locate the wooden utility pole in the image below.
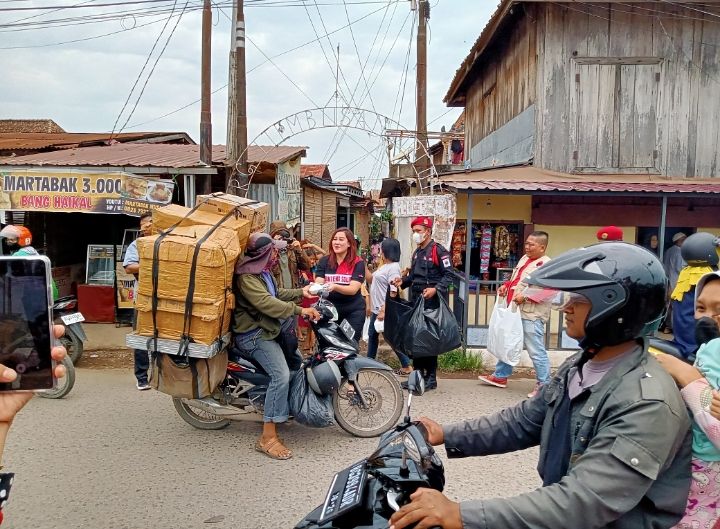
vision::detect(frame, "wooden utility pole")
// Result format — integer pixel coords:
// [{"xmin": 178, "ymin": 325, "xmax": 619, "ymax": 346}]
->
[
  {"xmin": 415, "ymin": 0, "xmax": 429, "ymax": 170},
  {"xmin": 199, "ymin": 0, "xmax": 212, "ymax": 167},
  {"xmin": 226, "ymin": 0, "xmax": 248, "ymax": 193}
]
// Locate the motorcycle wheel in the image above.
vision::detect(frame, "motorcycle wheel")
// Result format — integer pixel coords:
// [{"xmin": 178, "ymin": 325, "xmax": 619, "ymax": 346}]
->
[
  {"xmin": 172, "ymin": 397, "xmax": 231, "ymax": 430},
  {"xmin": 333, "ymin": 368, "xmax": 403, "ymax": 438},
  {"xmin": 38, "ymin": 356, "xmax": 76, "ymax": 399},
  {"xmin": 61, "ymin": 331, "xmax": 83, "ymax": 365}
]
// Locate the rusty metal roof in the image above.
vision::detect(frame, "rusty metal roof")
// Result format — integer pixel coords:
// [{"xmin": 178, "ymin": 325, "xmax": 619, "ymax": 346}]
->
[
  {"xmin": 300, "ymin": 164, "xmax": 330, "ymax": 180},
  {"xmin": 0, "ymin": 132, "xmax": 194, "ymax": 152},
  {"xmin": 0, "ymin": 143, "xmax": 307, "ymax": 169},
  {"xmin": 441, "ymin": 166, "xmax": 720, "ymax": 196},
  {"xmin": 0, "ymin": 119, "xmax": 65, "ymax": 134}
]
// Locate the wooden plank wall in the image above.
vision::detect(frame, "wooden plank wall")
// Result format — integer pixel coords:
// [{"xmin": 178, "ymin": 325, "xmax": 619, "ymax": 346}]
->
[
  {"xmin": 535, "ymin": 2, "xmax": 720, "ymax": 176},
  {"xmin": 303, "ymin": 186, "xmax": 323, "ymax": 246},
  {"xmin": 321, "ymin": 192, "xmax": 338, "ymax": 249},
  {"xmin": 464, "ymin": 7, "xmax": 538, "ymax": 151}
]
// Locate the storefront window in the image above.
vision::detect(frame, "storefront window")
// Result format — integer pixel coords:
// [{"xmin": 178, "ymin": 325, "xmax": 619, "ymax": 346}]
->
[{"xmin": 451, "ymin": 221, "xmax": 523, "ymax": 281}]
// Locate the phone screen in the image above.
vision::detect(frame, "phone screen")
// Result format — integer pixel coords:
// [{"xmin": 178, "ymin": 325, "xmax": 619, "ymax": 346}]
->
[{"xmin": 0, "ymin": 257, "xmax": 53, "ymax": 391}]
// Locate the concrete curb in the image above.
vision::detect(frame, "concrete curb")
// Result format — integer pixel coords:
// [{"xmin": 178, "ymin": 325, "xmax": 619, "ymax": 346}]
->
[{"xmin": 467, "ymin": 348, "xmax": 574, "ymax": 370}]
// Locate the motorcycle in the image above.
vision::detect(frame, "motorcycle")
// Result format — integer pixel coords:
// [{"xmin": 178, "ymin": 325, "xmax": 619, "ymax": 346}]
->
[
  {"xmin": 295, "ymin": 371, "xmax": 445, "ymax": 529},
  {"xmin": 172, "ymin": 284, "xmax": 405, "ymax": 438},
  {"xmin": 38, "ymin": 296, "xmax": 85, "ymax": 399}
]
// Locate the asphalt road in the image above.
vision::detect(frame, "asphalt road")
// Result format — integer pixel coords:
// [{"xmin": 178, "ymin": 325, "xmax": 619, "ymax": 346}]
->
[{"xmin": 4, "ymin": 369, "xmax": 540, "ymax": 529}]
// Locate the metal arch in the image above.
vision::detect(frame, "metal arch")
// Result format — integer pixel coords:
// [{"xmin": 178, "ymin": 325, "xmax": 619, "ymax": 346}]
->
[{"xmin": 229, "ymin": 106, "xmax": 438, "ymax": 196}]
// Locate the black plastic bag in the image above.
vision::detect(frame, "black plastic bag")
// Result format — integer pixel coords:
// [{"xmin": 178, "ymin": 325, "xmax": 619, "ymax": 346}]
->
[
  {"xmin": 382, "ymin": 290, "xmax": 415, "ymax": 357},
  {"xmin": 405, "ymin": 296, "xmax": 462, "ymax": 358},
  {"xmin": 288, "ymin": 369, "xmax": 335, "ymax": 428}
]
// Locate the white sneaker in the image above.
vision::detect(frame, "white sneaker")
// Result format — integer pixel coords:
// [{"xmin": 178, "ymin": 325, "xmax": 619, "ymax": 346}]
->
[{"xmin": 136, "ymin": 381, "xmax": 151, "ymax": 391}]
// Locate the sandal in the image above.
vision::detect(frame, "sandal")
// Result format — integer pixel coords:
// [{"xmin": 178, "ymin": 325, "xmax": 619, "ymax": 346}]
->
[
  {"xmin": 255, "ymin": 437, "xmax": 293, "ymax": 460},
  {"xmin": 393, "ymin": 368, "xmax": 412, "ymax": 377}
]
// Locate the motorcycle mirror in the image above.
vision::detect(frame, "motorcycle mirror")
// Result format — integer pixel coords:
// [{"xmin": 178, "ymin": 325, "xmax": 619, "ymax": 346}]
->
[{"xmin": 407, "ymin": 371, "xmax": 425, "ymax": 396}]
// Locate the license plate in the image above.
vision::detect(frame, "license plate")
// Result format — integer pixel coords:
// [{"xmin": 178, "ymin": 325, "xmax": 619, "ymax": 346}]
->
[
  {"xmin": 319, "ymin": 460, "xmax": 367, "ymax": 523},
  {"xmin": 60, "ymin": 312, "xmax": 85, "ymax": 325},
  {"xmin": 340, "ymin": 319, "xmax": 355, "ymax": 341}
]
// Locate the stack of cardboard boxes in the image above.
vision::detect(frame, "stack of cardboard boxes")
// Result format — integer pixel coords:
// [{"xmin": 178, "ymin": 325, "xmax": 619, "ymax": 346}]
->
[{"xmin": 135, "ymin": 194, "xmax": 269, "ymax": 347}]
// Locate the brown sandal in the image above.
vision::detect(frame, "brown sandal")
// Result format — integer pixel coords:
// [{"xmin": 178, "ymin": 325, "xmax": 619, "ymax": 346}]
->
[{"xmin": 255, "ymin": 437, "xmax": 293, "ymax": 460}]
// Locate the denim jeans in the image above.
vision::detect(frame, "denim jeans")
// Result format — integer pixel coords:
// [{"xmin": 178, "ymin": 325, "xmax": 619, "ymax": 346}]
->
[
  {"xmin": 235, "ymin": 330, "xmax": 291, "ymax": 423},
  {"xmin": 494, "ymin": 318, "xmax": 550, "ymax": 384},
  {"xmin": 134, "ymin": 349, "xmax": 150, "ymax": 384},
  {"xmin": 367, "ymin": 313, "xmax": 411, "ymax": 368}
]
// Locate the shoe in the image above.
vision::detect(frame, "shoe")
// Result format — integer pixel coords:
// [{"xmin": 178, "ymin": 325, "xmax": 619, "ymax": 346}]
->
[
  {"xmin": 477, "ymin": 375, "xmax": 508, "ymax": 388},
  {"xmin": 393, "ymin": 368, "xmax": 413, "ymax": 377},
  {"xmin": 425, "ymin": 382, "xmax": 437, "ymax": 391},
  {"xmin": 527, "ymin": 383, "xmax": 543, "ymax": 399},
  {"xmin": 136, "ymin": 381, "xmax": 151, "ymax": 391}
]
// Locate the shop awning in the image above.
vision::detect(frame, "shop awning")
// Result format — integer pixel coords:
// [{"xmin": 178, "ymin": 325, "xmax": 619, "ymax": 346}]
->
[{"xmin": 441, "ymin": 165, "xmax": 720, "ymax": 197}]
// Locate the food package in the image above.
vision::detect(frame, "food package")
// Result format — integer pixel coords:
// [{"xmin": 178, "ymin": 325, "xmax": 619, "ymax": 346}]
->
[
  {"xmin": 153, "ymin": 203, "xmax": 251, "ymax": 251},
  {"xmin": 136, "ymin": 291, "xmax": 235, "ymax": 346},
  {"xmin": 196, "ymin": 193, "xmax": 269, "ymax": 233},
  {"xmin": 136, "ymin": 225, "xmax": 240, "ymax": 303}
]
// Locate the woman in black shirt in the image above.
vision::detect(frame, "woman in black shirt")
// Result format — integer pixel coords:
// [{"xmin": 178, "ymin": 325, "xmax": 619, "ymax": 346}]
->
[{"xmin": 314, "ymin": 228, "xmax": 367, "ymax": 340}]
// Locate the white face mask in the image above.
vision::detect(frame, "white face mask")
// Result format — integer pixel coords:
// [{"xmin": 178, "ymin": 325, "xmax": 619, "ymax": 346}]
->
[{"xmin": 412, "ymin": 232, "xmax": 426, "ymax": 245}]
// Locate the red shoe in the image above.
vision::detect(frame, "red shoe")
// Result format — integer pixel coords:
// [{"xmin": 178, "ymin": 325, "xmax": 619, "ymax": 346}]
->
[{"xmin": 478, "ymin": 375, "xmax": 508, "ymax": 388}]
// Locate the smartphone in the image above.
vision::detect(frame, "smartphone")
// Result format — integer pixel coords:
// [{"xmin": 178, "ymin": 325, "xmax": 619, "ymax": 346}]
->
[{"xmin": 0, "ymin": 256, "xmax": 55, "ymax": 391}]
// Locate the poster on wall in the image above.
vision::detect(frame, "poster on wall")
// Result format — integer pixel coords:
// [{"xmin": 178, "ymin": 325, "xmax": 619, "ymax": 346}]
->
[
  {"xmin": 276, "ymin": 158, "xmax": 301, "ymax": 225},
  {"xmin": 392, "ymin": 194, "xmax": 456, "ymax": 250},
  {"xmin": 0, "ymin": 169, "xmax": 175, "ymax": 216}
]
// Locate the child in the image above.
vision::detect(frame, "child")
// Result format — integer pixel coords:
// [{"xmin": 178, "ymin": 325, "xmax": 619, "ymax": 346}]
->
[
  {"xmin": 659, "ymin": 272, "xmax": 720, "ymax": 528},
  {"xmin": 297, "ymin": 249, "xmax": 319, "ymax": 356}
]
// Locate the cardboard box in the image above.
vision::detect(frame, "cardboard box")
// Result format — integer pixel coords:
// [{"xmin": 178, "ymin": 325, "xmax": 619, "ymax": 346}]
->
[
  {"xmin": 153, "ymin": 203, "xmax": 251, "ymax": 250},
  {"xmin": 136, "ymin": 292, "xmax": 235, "ymax": 346},
  {"xmin": 196, "ymin": 193, "xmax": 270, "ymax": 233},
  {"xmin": 137, "ymin": 259, "xmax": 234, "ymax": 303}
]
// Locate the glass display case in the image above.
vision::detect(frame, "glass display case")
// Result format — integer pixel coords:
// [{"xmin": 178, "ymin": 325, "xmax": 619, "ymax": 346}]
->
[{"xmin": 85, "ymin": 245, "xmax": 118, "ymax": 286}]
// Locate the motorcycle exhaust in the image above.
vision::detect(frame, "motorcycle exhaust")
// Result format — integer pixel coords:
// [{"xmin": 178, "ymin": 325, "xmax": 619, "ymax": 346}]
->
[{"xmin": 190, "ymin": 397, "xmax": 255, "ymax": 418}]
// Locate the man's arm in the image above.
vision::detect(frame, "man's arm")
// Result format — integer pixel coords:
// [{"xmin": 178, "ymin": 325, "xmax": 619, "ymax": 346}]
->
[
  {"xmin": 459, "ymin": 399, "xmax": 691, "ymax": 529},
  {"xmin": 238, "ymin": 275, "xmax": 302, "ymax": 318},
  {"xmin": 122, "ymin": 241, "xmax": 139, "ymax": 274},
  {"xmin": 435, "ymin": 244, "xmax": 454, "ymax": 292}
]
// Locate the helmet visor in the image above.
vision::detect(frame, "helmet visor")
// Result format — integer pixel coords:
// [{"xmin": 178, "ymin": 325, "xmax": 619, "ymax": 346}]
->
[{"xmin": 521, "ymin": 286, "xmax": 592, "ymax": 311}]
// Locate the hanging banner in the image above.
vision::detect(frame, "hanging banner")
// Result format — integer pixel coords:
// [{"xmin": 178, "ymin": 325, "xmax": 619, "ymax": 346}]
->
[
  {"xmin": 0, "ymin": 169, "xmax": 175, "ymax": 216},
  {"xmin": 392, "ymin": 194, "xmax": 456, "ymax": 250}
]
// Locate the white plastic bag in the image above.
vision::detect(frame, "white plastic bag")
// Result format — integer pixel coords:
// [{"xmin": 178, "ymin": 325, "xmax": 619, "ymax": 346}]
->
[
  {"xmin": 487, "ymin": 294, "xmax": 524, "ymax": 366},
  {"xmin": 374, "ymin": 318, "xmax": 385, "ymax": 334},
  {"xmin": 362, "ymin": 317, "xmax": 371, "ymax": 342}
]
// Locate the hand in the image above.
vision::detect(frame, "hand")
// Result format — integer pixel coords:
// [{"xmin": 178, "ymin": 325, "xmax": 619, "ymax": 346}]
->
[
  {"xmin": 710, "ymin": 390, "xmax": 720, "ymax": 421},
  {"xmin": 301, "ymin": 307, "xmax": 321, "ymax": 322},
  {"xmin": 418, "ymin": 417, "xmax": 444, "ymax": 446},
  {"xmin": 655, "ymin": 353, "xmax": 703, "ymax": 388},
  {"xmin": 422, "ymin": 287, "xmax": 437, "ymax": 300},
  {"xmin": 377, "ymin": 311, "xmax": 385, "ymax": 322},
  {"xmin": 0, "ymin": 325, "xmax": 67, "ymax": 424},
  {"xmin": 301, "ymin": 285, "xmax": 316, "ymax": 299},
  {"xmin": 513, "ymin": 292, "xmax": 525, "ymax": 304},
  {"xmin": 389, "ymin": 488, "xmax": 462, "ymax": 529},
  {"xmin": 325, "ymin": 283, "xmax": 337, "ymax": 293},
  {"xmin": 498, "ymin": 284, "xmax": 508, "ymax": 296},
  {"xmin": 391, "ymin": 277, "xmax": 403, "ymax": 289},
  {"xmin": 366, "ymin": 307, "xmax": 372, "ymax": 318},
  {"xmin": 291, "ymin": 240, "xmax": 302, "ymax": 250}
]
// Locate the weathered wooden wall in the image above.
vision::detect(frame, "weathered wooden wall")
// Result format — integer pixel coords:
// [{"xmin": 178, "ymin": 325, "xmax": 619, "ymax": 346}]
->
[
  {"xmin": 321, "ymin": 191, "xmax": 338, "ymax": 249},
  {"xmin": 303, "ymin": 186, "xmax": 338, "ymax": 248},
  {"xmin": 464, "ymin": 7, "xmax": 538, "ymax": 152},
  {"xmin": 535, "ymin": 2, "xmax": 720, "ymax": 176}
]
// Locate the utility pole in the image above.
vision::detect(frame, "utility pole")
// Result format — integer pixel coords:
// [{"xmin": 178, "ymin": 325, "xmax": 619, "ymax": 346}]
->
[
  {"xmin": 415, "ymin": 0, "xmax": 429, "ymax": 171},
  {"xmin": 226, "ymin": 0, "xmax": 248, "ymax": 194},
  {"xmin": 199, "ymin": 0, "xmax": 212, "ymax": 168}
]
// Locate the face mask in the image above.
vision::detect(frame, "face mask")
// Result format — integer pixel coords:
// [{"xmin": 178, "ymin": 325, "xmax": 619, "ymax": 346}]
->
[
  {"xmin": 412, "ymin": 232, "xmax": 425, "ymax": 245},
  {"xmin": 695, "ymin": 316, "xmax": 720, "ymax": 346},
  {"xmin": 5, "ymin": 242, "xmax": 19, "ymax": 252}
]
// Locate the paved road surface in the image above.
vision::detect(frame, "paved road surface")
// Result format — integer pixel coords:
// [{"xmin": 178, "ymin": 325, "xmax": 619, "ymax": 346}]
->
[{"xmin": 4, "ymin": 369, "xmax": 540, "ymax": 529}]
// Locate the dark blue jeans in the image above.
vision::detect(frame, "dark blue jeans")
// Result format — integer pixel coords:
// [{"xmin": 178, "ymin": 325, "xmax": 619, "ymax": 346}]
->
[{"xmin": 367, "ymin": 312, "xmax": 411, "ymax": 368}]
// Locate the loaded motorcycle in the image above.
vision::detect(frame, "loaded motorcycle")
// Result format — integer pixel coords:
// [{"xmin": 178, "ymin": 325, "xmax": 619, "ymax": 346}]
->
[
  {"xmin": 172, "ymin": 284, "xmax": 404, "ymax": 438},
  {"xmin": 295, "ymin": 371, "xmax": 445, "ymax": 529}
]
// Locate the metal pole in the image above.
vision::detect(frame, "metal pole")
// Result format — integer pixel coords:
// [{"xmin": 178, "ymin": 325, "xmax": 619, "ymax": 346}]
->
[
  {"xmin": 226, "ymin": 0, "xmax": 248, "ymax": 193},
  {"xmin": 659, "ymin": 195, "xmax": 668, "ymax": 261},
  {"xmin": 199, "ymin": 0, "xmax": 212, "ymax": 166},
  {"xmin": 414, "ymin": 0, "xmax": 429, "ymax": 172},
  {"xmin": 463, "ymin": 193, "xmax": 473, "ymax": 341}
]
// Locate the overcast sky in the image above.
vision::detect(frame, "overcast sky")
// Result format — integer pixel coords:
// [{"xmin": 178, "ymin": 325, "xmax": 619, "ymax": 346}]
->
[{"xmin": 1, "ymin": 0, "xmax": 494, "ymax": 189}]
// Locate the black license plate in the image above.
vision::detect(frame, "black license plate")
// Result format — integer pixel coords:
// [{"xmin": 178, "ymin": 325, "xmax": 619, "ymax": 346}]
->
[{"xmin": 319, "ymin": 460, "xmax": 367, "ymax": 523}]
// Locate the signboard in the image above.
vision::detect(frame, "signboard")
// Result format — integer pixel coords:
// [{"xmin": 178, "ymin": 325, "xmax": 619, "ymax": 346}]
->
[
  {"xmin": 0, "ymin": 169, "xmax": 174, "ymax": 216},
  {"xmin": 276, "ymin": 158, "xmax": 301, "ymax": 225},
  {"xmin": 116, "ymin": 262, "xmax": 136, "ymax": 310}
]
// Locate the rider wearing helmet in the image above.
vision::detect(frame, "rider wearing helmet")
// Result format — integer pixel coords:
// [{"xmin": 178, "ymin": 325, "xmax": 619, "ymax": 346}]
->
[
  {"xmin": 0, "ymin": 225, "xmax": 59, "ymax": 300},
  {"xmin": 390, "ymin": 243, "xmax": 692, "ymax": 529},
  {"xmin": 670, "ymin": 232, "xmax": 720, "ymax": 359}
]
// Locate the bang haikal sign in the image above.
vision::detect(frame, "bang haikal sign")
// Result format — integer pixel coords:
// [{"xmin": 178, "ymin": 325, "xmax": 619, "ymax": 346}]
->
[{"xmin": 0, "ymin": 170, "xmax": 175, "ymax": 216}]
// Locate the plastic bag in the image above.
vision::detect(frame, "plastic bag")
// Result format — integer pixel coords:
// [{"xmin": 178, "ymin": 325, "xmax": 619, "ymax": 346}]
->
[
  {"xmin": 362, "ymin": 317, "xmax": 371, "ymax": 342},
  {"xmin": 374, "ymin": 318, "xmax": 385, "ymax": 334},
  {"xmin": 383, "ymin": 291, "xmax": 415, "ymax": 356},
  {"xmin": 404, "ymin": 296, "xmax": 462, "ymax": 359},
  {"xmin": 288, "ymin": 369, "xmax": 335, "ymax": 428},
  {"xmin": 487, "ymin": 294, "xmax": 524, "ymax": 365}
]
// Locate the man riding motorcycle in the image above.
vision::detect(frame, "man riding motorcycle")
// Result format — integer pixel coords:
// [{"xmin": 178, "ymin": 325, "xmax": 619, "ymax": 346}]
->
[
  {"xmin": 0, "ymin": 225, "xmax": 59, "ymax": 301},
  {"xmin": 390, "ymin": 242, "xmax": 692, "ymax": 529}
]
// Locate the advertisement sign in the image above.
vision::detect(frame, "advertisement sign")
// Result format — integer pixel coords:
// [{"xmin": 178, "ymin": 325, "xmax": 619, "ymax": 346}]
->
[
  {"xmin": 116, "ymin": 262, "xmax": 136, "ymax": 310},
  {"xmin": 0, "ymin": 169, "xmax": 174, "ymax": 216},
  {"xmin": 276, "ymin": 158, "xmax": 301, "ymax": 225}
]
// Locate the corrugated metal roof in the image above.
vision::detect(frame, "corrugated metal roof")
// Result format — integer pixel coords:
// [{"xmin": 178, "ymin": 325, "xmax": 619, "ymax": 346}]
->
[
  {"xmin": 441, "ymin": 166, "xmax": 720, "ymax": 195},
  {"xmin": 0, "ymin": 119, "xmax": 65, "ymax": 134},
  {"xmin": 0, "ymin": 132, "xmax": 194, "ymax": 152},
  {"xmin": 300, "ymin": 164, "xmax": 330, "ymax": 180},
  {"xmin": 0, "ymin": 143, "xmax": 307, "ymax": 169}
]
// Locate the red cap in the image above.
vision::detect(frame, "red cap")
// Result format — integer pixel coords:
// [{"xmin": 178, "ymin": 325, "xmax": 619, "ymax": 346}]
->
[
  {"xmin": 596, "ymin": 226, "xmax": 623, "ymax": 241},
  {"xmin": 411, "ymin": 216, "xmax": 433, "ymax": 229}
]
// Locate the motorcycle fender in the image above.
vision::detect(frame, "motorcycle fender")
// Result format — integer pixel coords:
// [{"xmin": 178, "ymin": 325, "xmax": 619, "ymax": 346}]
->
[
  {"xmin": 343, "ymin": 357, "xmax": 392, "ymax": 382},
  {"xmin": 66, "ymin": 323, "xmax": 87, "ymax": 343}
]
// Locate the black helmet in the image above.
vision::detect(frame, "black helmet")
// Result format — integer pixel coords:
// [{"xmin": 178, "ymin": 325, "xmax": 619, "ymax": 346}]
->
[
  {"xmin": 681, "ymin": 232, "xmax": 719, "ymax": 267},
  {"xmin": 524, "ymin": 242, "xmax": 667, "ymax": 350}
]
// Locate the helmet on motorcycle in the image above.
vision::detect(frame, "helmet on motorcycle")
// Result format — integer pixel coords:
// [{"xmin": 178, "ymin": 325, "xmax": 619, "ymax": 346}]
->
[
  {"xmin": 306, "ymin": 361, "xmax": 341, "ymax": 395},
  {"xmin": 523, "ymin": 242, "xmax": 667, "ymax": 350},
  {"xmin": 0, "ymin": 225, "xmax": 32, "ymax": 247},
  {"xmin": 681, "ymin": 232, "xmax": 720, "ymax": 267}
]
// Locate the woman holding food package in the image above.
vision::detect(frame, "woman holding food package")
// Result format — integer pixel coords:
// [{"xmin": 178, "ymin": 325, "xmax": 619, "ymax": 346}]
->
[
  {"xmin": 313, "ymin": 228, "xmax": 367, "ymax": 341},
  {"xmin": 232, "ymin": 232, "xmax": 320, "ymax": 460}
]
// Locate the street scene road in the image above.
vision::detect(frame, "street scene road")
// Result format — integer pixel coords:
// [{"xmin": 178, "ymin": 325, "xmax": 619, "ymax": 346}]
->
[{"xmin": 4, "ymin": 368, "xmax": 540, "ymax": 529}]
